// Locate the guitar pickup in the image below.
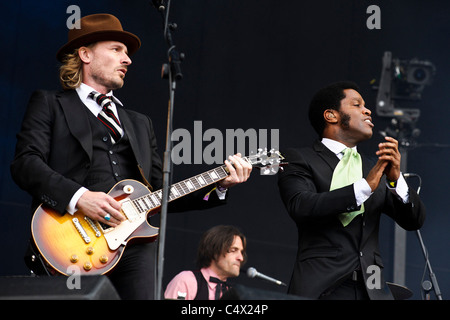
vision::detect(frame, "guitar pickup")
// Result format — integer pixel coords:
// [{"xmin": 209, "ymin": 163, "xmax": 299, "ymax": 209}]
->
[
  {"xmin": 84, "ymin": 216, "xmax": 102, "ymax": 237},
  {"xmin": 121, "ymin": 199, "xmax": 140, "ymax": 222}
]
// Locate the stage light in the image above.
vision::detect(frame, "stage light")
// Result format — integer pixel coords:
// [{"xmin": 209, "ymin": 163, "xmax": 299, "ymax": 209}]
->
[
  {"xmin": 391, "ymin": 57, "xmax": 436, "ymax": 101},
  {"xmin": 375, "ymin": 51, "xmax": 436, "ymax": 119}
]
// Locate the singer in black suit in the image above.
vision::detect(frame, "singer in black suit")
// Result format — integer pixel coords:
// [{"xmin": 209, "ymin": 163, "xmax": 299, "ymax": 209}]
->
[
  {"xmin": 10, "ymin": 13, "xmax": 252, "ymax": 300},
  {"xmin": 277, "ymin": 81, "xmax": 425, "ymax": 300}
]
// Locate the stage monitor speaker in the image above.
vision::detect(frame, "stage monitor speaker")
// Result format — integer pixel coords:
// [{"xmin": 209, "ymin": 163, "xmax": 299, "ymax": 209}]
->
[
  {"xmin": 0, "ymin": 276, "xmax": 120, "ymax": 300},
  {"xmin": 221, "ymin": 284, "xmax": 309, "ymax": 300}
]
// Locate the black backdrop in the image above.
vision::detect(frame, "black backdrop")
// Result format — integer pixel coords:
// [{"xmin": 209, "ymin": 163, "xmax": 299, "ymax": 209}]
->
[{"xmin": 1, "ymin": 0, "xmax": 449, "ymax": 299}]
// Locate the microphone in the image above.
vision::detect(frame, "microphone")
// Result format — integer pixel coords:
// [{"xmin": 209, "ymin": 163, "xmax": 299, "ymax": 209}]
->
[
  {"xmin": 403, "ymin": 172, "xmax": 422, "ymax": 194},
  {"xmin": 151, "ymin": 0, "xmax": 165, "ymax": 11},
  {"xmin": 246, "ymin": 267, "xmax": 287, "ymax": 286},
  {"xmin": 403, "ymin": 173, "xmax": 418, "ymax": 178}
]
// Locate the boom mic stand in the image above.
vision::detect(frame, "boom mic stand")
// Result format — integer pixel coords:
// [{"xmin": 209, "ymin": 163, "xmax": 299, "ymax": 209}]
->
[
  {"xmin": 151, "ymin": 0, "xmax": 184, "ymax": 300},
  {"xmin": 404, "ymin": 173, "xmax": 443, "ymax": 300}
]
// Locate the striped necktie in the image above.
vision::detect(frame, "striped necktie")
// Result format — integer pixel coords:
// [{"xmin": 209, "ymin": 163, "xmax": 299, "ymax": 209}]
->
[
  {"xmin": 329, "ymin": 148, "xmax": 365, "ymax": 226},
  {"xmin": 89, "ymin": 91, "xmax": 123, "ymax": 143}
]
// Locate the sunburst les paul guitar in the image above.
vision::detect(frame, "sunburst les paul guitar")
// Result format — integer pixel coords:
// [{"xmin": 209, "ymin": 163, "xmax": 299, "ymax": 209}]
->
[{"xmin": 31, "ymin": 149, "xmax": 284, "ymax": 276}]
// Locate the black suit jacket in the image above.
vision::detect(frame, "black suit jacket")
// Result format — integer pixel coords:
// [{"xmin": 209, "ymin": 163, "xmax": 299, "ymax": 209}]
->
[
  {"xmin": 277, "ymin": 140, "xmax": 425, "ymax": 299},
  {"xmin": 11, "ymin": 89, "xmax": 224, "ymax": 214}
]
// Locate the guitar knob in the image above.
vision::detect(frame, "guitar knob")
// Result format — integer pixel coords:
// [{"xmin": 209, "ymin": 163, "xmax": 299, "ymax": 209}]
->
[
  {"xmin": 86, "ymin": 246, "xmax": 94, "ymax": 255},
  {"xmin": 70, "ymin": 254, "xmax": 79, "ymax": 263},
  {"xmin": 99, "ymin": 255, "xmax": 109, "ymax": 264},
  {"xmin": 83, "ymin": 262, "xmax": 92, "ymax": 271}
]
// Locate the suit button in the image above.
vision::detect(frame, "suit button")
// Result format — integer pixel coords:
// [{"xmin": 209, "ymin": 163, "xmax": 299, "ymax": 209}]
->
[
  {"xmin": 360, "ymin": 252, "xmax": 363, "ymax": 257},
  {"xmin": 103, "ymin": 136, "xmax": 108, "ymax": 142}
]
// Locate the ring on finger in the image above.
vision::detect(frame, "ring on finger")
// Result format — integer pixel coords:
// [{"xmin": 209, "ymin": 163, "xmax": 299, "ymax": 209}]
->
[{"xmin": 104, "ymin": 213, "xmax": 111, "ymax": 221}]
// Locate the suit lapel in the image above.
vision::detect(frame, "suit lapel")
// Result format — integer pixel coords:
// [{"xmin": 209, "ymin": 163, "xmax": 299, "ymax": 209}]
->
[
  {"xmin": 57, "ymin": 90, "xmax": 93, "ymax": 160},
  {"xmin": 313, "ymin": 140, "xmax": 340, "ymax": 171},
  {"xmin": 117, "ymin": 107, "xmax": 147, "ymax": 176}
]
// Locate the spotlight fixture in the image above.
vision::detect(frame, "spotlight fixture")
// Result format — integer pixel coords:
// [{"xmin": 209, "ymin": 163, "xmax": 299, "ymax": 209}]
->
[{"xmin": 375, "ymin": 51, "xmax": 436, "ymax": 119}]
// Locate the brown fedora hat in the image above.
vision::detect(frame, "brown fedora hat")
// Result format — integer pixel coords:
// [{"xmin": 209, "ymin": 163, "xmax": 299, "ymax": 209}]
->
[{"xmin": 56, "ymin": 13, "xmax": 141, "ymax": 62}]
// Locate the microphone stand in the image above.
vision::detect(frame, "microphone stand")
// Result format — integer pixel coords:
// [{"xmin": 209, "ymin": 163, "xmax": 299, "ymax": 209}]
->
[
  {"xmin": 381, "ymin": 117, "xmax": 443, "ymax": 300},
  {"xmin": 152, "ymin": 0, "xmax": 184, "ymax": 300},
  {"xmin": 416, "ymin": 229, "xmax": 443, "ymax": 300},
  {"xmin": 407, "ymin": 174, "xmax": 443, "ymax": 300}
]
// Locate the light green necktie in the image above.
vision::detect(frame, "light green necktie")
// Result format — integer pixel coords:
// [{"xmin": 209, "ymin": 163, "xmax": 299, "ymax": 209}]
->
[{"xmin": 330, "ymin": 148, "xmax": 364, "ymax": 226}]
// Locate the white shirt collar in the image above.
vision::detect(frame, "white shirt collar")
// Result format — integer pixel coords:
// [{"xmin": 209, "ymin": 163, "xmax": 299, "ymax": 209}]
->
[
  {"xmin": 75, "ymin": 83, "xmax": 123, "ymax": 118},
  {"xmin": 321, "ymin": 138, "xmax": 357, "ymax": 157},
  {"xmin": 76, "ymin": 83, "xmax": 123, "ymax": 106}
]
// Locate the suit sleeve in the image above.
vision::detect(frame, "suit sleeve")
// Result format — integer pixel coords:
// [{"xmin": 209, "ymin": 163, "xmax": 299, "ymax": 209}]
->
[
  {"xmin": 10, "ymin": 91, "xmax": 82, "ymax": 213},
  {"xmin": 277, "ymin": 148, "xmax": 359, "ymax": 224},
  {"xmin": 382, "ymin": 183, "xmax": 425, "ymax": 231}
]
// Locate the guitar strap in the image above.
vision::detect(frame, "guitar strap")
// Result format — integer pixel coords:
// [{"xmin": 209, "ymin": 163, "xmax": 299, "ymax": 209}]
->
[{"xmin": 137, "ymin": 164, "xmax": 153, "ymax": 192}]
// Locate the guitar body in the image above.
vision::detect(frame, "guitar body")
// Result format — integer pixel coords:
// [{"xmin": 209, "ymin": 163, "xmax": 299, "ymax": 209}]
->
[{"xmin": 32, "ymin": 180, "xmax": 159, "ymax": 276}]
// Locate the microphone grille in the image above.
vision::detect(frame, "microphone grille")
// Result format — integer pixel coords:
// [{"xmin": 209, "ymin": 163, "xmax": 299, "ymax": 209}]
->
[{"xmin": 247, "ymin": 267, "xmax": 257, "ymax": 278}]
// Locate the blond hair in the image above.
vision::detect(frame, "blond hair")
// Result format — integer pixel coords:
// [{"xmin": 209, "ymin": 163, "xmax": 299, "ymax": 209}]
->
[{"xmin": 59, "ymin": 48, "xmax": 84, "ymax": 90}]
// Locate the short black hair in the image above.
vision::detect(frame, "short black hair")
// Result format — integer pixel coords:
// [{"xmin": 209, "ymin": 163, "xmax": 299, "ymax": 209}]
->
[{"xmin": 308, "ymin": 81, "xmax": 360, "ymax": 137}]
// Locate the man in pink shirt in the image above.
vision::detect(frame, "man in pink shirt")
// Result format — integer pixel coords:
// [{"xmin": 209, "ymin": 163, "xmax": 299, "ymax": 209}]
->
[{"xmin": 164, "ymin": 225, "xmax": 247, "ymax": 300}]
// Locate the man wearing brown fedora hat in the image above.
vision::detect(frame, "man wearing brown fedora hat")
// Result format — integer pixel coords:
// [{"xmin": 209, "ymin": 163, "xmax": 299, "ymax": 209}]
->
[{"xmin": 11, "ymin": 13, "xmax": 252, "ymax": 300}]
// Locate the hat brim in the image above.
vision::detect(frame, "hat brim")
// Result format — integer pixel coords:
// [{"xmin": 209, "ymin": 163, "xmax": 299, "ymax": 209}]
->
[{"xmin": 56, "ymin": 30, "xmax": 141, "ymax": 62}]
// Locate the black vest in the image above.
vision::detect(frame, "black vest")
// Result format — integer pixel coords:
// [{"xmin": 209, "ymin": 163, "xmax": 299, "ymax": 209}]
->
[
  {"xmin": 192, "ymin": 270, "xmax": 210, "ymax": 300},
  {"xmin": 84, "ymin": 108, "xmax": 141, "ymax": 192}
]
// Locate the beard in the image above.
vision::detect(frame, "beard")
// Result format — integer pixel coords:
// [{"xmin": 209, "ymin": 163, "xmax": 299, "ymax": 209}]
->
[
  {"xmin": 91, "ymin": 72, "xmax": 124, "ymax": 91},
  {"xmin": 89, "ymin": 60, "xmax": 125, "ymax": 91}
]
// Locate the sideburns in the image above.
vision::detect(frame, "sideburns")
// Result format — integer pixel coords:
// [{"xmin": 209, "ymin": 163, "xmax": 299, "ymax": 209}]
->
[{"xmin": 339, "ymin": 111, "xmax": 351, "ymax": 129}]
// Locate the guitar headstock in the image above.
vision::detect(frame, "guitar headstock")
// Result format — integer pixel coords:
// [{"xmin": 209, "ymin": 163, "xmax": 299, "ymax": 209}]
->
[{"xmin": 246, "ymin": 148, "xmax": 287, "ymax": 175}]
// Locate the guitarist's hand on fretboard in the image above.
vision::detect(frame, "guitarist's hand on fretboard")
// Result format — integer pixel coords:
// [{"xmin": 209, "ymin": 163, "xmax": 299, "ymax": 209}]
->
[{"xmin": 216, "ymin": 153, "xmax": 253, "ymax": 189}]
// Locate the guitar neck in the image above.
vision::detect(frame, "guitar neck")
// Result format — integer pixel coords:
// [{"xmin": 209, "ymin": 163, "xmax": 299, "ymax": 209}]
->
[
  {"xmin": 127, "ymin": 151, "xmax": 283, "ymax": 215},
  {"xmin": 130, "ymin": 163, "xmax": 231, "ymax": 214}
]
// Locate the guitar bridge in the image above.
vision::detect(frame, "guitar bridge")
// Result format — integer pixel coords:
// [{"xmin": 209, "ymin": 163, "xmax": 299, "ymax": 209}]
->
[{"xmin": 72, "ymin": 218, "xmax": 91, "ymax": 244}]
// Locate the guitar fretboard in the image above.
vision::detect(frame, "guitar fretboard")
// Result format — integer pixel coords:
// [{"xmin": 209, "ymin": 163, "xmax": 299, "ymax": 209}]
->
[{"xmin": 131, "ymin": 164, "xmax": 230, "ymax": 214}]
